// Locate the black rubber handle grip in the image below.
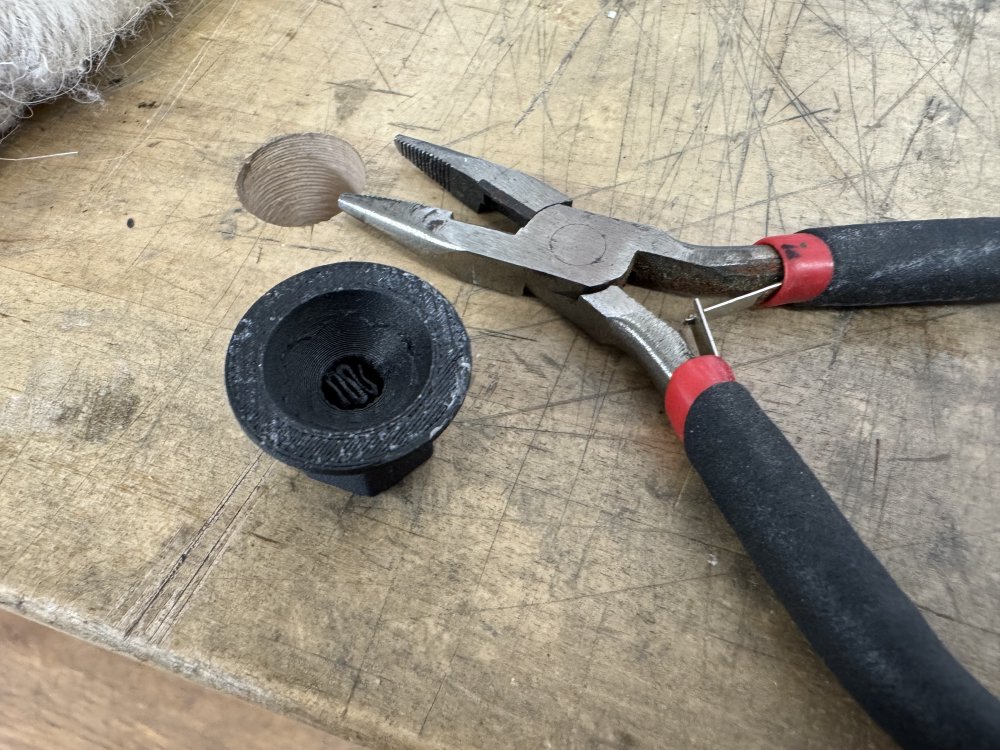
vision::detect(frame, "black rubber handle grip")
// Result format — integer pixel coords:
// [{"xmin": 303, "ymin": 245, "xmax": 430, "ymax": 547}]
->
[
  {"xmin": 803, "ymin": 218, "xmax": 1000, "ymax": 306},
  {"xmin": 684, "ymin": 381, "xmax": 1000, "ymax": 749}
]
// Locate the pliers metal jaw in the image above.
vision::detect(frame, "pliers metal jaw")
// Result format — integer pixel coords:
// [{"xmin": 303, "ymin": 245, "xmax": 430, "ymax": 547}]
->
[
  {"xmin": 339, "ymin": 136, "xmax": 782, "ymax": 388},
  {"xmin": 338, "ymin": 136, "xmax": 1000, "ymax": 750}
]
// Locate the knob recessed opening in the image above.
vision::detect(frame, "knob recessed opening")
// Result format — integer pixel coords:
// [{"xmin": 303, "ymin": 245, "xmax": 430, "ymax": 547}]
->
[{"xmin": 262, "ymin": 289, "xmax": 433, "ymax": 432}]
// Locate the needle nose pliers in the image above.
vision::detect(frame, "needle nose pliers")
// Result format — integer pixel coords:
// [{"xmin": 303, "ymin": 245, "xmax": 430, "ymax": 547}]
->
[{"xmin": 338, "ymin": 136, "xmax": 1000, "ymax": 750}]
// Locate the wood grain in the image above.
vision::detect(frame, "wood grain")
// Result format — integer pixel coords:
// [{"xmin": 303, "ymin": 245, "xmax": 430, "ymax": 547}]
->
[
  {"xmin": 0, "ymin": 609, "xmax": 361, "ymax": 749},
  {"xmin": 1, "ymin": 1, "xmax": 998, "ymax": 748}
]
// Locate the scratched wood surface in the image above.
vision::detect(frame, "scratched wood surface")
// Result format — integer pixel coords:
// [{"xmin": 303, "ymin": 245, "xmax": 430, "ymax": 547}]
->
[{"xmin": 1, "ymin": 1, "xmax": 999, "ymax": 748}]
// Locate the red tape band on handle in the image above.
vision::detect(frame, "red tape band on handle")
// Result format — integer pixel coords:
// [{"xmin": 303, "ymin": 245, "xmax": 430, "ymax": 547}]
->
[
  {"xmin": 665, "ymin": 355, "xmax": 735, "ymax": 441},
  {"xmin": 755, "ymin": 232, "xmax": 834, "ymax": 306}
]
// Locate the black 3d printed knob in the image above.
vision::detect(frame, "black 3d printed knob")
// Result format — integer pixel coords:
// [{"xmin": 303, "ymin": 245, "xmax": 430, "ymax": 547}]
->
[{"xmin": 225, "ymin": 262, "xmax": 471, "ymax": 495}]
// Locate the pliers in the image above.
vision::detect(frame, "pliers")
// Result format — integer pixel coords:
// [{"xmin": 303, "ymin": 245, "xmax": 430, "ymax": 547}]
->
[{"xmin": 338, "ymin": 136, "xmax": 1000, "ymax": 750}]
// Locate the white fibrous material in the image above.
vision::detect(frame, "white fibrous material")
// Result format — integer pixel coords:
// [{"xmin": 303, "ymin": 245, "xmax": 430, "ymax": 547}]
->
[{"xmin": 0, "ymin": 0, "xmax": 164, "ymax": 134}]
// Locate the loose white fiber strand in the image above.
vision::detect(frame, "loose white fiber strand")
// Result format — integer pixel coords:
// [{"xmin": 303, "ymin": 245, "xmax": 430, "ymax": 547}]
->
[{"xmin": 0, "ymin": 0, "xmax": 164, "ymax": 134}]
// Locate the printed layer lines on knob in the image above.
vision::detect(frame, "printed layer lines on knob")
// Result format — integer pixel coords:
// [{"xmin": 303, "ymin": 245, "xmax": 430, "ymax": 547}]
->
[{"xmin": 225, "ymin": 262, "xmax": 472, "ymax": 495}]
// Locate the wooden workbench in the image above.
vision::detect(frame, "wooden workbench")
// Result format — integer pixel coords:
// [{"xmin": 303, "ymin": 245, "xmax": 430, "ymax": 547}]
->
[{"xmin": 2, "ymin": 1, "xmax": 998, "ymax": 748}]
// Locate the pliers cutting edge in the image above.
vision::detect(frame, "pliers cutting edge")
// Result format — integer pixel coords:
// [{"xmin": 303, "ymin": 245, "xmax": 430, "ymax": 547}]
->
[{"xmin": 338, "ymin": 136, "xmax": 1000, "ymax": 749}]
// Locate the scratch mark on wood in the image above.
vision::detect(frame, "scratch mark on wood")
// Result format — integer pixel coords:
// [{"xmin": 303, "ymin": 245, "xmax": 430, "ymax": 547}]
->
[
  {"xmin": 122, "ymin": 453, "xmax": 267, "ymax": 640},
  {"xmin": 514, "ymin": 11, "xmax": 602, "ymax": 128}
]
